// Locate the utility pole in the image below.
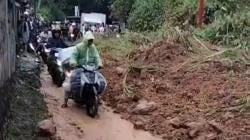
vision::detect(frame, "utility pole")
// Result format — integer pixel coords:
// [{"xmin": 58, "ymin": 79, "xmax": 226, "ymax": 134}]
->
[
  {"xmin": 196, "ymin": 0, "xmax": 206, "ymax": 27},
  {"xmin": 38, "ymin": 0, "xmax": 41, "ymax": 11},
  {"xmin": 33, "ymin": 0, "xmax": 37, "ymax": 17},
  {"xmin": 78, "ymin": 0, "xmax": 81, "ymax": 16}
]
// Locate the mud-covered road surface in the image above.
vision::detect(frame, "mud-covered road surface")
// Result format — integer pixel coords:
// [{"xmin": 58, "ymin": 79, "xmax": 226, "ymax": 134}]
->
[{"xmin": 40, "ymin": 69, "xmax": 162, "ymax": 140}]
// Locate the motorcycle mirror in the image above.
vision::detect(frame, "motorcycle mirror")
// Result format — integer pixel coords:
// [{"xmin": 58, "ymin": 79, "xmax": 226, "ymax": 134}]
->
[
  {"xmin": 29, "ymin": 43, "xmax": 36, "ymax": 53},
  {"xmin": 57, "ymin": 60, "xmax": 62, "ymax": 66}
]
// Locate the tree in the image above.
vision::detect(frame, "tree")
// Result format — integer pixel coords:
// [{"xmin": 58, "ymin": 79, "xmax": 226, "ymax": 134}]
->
[
  {"xmin": 38, "ymin": 0, "xmax": 112, "ymax": 21},
  {"xmin": 196, "ymin": 0, "xmax": 206, "ymax": 27},
  {"xmin": 127, "ymin": 0, "xmax": 166, "ymax": 31},
  {"xmin": 111, "ymin": 0, "xmax": 135, "ymax": 22}
]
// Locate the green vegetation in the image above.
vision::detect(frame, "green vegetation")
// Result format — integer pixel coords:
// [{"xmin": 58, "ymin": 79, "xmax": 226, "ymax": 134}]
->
[
  {"xmin": 37, "ymin": 0, "xmax": 110, "ymax": 21},
  {"xmin": 194, "ymin": 11, "xmax": 250, "ymax": 48},
  {"xmin": 127, "ymin": 0, "xmax": 166, "ymax": 31},
  {"xmin": 95, "ymin": 35, "xmax": 136, "ymax": 59},
  {"xmin": 111, "ymin": 0, "xmax": 135, "ymax": 22},
  {"xmin": 221, "ymin": 49, "xmax": 238, "ymax": 59},
  {"xmin": 38, "ymin": 0, "xmax": 249, "ymax": 48},
  {"xmin": 118, "ymin": 0, "xmax": 249, "ymax": 48},
  {"xmin": 193, "ymin": 0, "xmax": 249, "ymax": 48}
]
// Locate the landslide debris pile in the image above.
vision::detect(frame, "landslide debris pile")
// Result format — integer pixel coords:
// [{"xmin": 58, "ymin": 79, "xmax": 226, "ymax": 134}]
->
[{"xmin": 103, "ymin": 39, "xmax": 250, "ymax": 140}]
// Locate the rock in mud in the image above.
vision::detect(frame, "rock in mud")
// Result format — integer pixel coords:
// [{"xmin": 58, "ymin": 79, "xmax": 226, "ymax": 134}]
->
[
  {"xmin": 131, "ymin": 94, "xmax": 142, "ymax": 102},
  {"xmin": 117, "ymin": 95, "xmax": 130, "ymax": 103},
  {"xmin": 115, "ymin": 67, "xmax": 125, "ymax": 76},
  {"xmin": 185, "ymin": 119, "xmax": 223, "ymax": 139},
  {"xmin": 186, "ymin": 119, "xmax": 207, "ymax": 137},
  {"xmin": 132, "ymin": 100, "xmax": 157, "ymax": 115},
  {"xmin": 208, "ymin": 120, "xmax": 223, "ymax": 134},
  {"xmin": 246, "ymin": 69, "xmax": 250, "ymax": 77},
  {"xmin": 134, "ymin": 121, "xmax": 145, "ymax": 130},
  {"xmin": 206, "ymin": 133, "xmax": 218, "ymax": 140},
  {"xmin": 37, "ymin": 119, "xmax": 56, "ymax": 137},
  {"xmin": 168, "ymin": 117, "xmax": 187, "ymax": 129},
  {"xmin": 193, "ymin": 132, "xmax": 218, "ymax": 140},
  {"xmin": 223, "ymin": 112, "xmax": 234, "ymax": 120},
  {"xmin": 115, "ymin": 104, "xmax": 127, "ymax": 113}
]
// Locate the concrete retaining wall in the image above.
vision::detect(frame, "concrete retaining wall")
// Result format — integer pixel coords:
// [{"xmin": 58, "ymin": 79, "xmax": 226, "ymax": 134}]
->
[
  {"xmin": 0, "ymin": 0, "xmax": 16, "ymax": 138},
  {"xmin": 0, "ymin": 0, "xmax": 16, "ymax": 87}
]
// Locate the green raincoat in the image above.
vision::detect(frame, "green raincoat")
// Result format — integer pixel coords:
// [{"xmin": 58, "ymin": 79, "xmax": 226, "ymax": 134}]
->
[{"xmin": 73, "ymin": 42, "xmax": 103, "ymax": 67}]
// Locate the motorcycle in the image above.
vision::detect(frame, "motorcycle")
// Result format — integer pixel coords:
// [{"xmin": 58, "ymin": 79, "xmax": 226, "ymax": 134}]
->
[
  {"xmin": 27, "ymin": 35, "xmax": 47, "ymax": 63},
  {"xmin": 28, "ymin": 34, "xmax": 39, "ymax": 54},
  {"xmin": 69, "ymin": 33, "xmax": 75, "ymax": 42},
  {"xmin": 36, "ymin": 36, "xmax": 49, "ymax": 64},
  {"xmin": 64, "ymin": 65, "xmax": 106, "ymax": 118},
  {"xmin": 69, "ymin": 28, "xmax": 81, "ymax": 42},
  {"xmin": 47, "ymin": 48, "xmax": 65, "ymax": 87}
]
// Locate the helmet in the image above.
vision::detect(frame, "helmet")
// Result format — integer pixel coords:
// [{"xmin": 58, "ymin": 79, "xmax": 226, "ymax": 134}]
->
[
  {"xmin": 55, "ymin": 24, "xmax": 61, "ymax": 30},
  {"xmin": 85, "ymin": 31, "xmax": 95, "ymax": 40},
  {"xmin": 51, "ymin": 24, "xmax": 56, "ymax": 30},
  {"xmin": 24, "ymin": 11, "xmax": 29, "ymax": 15}
]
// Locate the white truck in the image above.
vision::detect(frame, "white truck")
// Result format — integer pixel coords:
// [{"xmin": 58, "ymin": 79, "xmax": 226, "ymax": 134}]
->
[{"xmin": 81, "ymin": 12, "xmax": 106, "ymax": 25}]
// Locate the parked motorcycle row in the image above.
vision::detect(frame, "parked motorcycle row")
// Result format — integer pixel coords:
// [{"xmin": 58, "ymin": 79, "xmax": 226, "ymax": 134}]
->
[{"xmin": 30, "ymin": 29, "xmax": 106, "ymax": 118}]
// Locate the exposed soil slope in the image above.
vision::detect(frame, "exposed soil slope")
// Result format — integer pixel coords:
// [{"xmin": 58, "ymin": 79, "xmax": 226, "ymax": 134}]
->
[{"xmin": 103, "ymin": 40, "xmax": 250, "ymax": 140}]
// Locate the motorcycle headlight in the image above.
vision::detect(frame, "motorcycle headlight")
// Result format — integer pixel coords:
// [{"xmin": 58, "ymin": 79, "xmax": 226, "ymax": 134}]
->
[
  {"xmin": 57, "ymin": 60, "xmax": 62, "ymax": 66},
  {"xmin": 45, "ymin": 48, "xmax": 50, "ymax": 53},
  {"xmin": 55, "ymin": 53, "xmax": 59, "ymax": 57}
]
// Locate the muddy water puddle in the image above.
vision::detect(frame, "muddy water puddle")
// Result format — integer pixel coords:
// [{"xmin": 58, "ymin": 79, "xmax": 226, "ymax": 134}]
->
[{"xmin": 40, "ymin": 70, "xmax": 162, "ymax": 140}]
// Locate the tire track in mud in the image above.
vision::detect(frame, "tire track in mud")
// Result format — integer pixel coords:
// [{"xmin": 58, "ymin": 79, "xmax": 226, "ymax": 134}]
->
[{"xmin": 40, "ymin": 69, "xmax": 162, "ymax": 140}]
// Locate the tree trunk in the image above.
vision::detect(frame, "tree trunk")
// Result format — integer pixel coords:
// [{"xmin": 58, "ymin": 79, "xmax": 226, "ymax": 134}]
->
[{"xmin": 196, "ymin": 0, "xmax": 206, "ymax": 27}]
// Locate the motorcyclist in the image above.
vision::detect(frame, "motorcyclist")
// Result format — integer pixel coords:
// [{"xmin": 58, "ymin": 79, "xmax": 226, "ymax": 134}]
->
[
  {"xmin": 74, "ymin": 31, "xmax": 103, "ymax": 67},
  {"xmin": 39, "ymin": 27, "xmax": 50, "ymax": 42},
  {"xmin": 46, "ymin": 29, "xmax": 68, "ymax": 49},
  {"xmin": 61, "ymin": 31, "xmax": 103, "ymax": 108},
  {"xmin": 68, "ymin": 23, "xmax": 75, "ymax": 41}
]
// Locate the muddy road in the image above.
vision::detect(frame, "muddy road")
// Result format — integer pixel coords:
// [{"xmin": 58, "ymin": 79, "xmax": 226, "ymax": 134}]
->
[{"xmin": 40, "ymin": 69, "xmax": 162, "ymax": 140}]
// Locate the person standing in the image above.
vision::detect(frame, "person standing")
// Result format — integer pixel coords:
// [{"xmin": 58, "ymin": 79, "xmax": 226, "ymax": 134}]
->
[
  {"xmin": 21, "ymin": 16, "xmax": 30, "ymax": 53},
  {"xmin": 99, "ymin": 25, "xmax": 105, "ymax": 35},
  {"xmin": 91, "ymin": 25, "xmax": 96, "ymax": 33},
  {"xmin": 81, "ymin": 23, "xmax": 86, "ymax": 35}
]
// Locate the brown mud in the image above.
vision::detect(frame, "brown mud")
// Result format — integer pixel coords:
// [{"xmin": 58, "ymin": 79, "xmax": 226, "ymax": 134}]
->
[
  {"xmin": 102, "ymin": 40, "xmax": 250, "ymax": 140},
  {"xmin": 40, "ymin": 69, "xmax": 162, "ymax": 140}
]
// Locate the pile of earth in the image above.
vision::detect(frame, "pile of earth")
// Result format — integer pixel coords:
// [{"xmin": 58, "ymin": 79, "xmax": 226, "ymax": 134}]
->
[{"xmin": 102, "ymin": 39, "xmax": 250, "ymax": 140}]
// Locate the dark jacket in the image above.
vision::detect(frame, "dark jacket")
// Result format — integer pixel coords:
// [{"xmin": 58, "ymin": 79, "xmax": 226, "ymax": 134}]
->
[{"xmin": 47, "ymin": 38, "xmax": 68, "ymax": 49}]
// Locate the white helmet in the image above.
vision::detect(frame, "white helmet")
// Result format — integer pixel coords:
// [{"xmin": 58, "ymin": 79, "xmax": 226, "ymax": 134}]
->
[
  {"xmin": 85, "ymin": 31, "xmax": 95, "ymax": 40},
  {"xmin": 55, "ymin": 24, "xmax": 61, "ymax": 30},
  {"xmin": 51, "ymin": 24, "xmax": 56, "ymax": 30}
]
